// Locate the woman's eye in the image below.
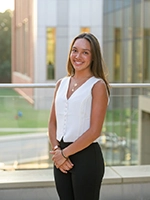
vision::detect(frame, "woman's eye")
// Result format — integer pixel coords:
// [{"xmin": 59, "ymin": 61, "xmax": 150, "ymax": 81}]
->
[
  {"xmin": 83, "ymin": 51, "xmax": 88, "ymax": 55},
  {"xmin": 72, "ymin": 49, "xmax": 77, "ymax": 53}
]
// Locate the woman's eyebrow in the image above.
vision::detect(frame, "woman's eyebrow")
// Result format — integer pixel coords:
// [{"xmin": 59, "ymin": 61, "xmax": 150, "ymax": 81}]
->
[{"xmin": 72, "ymin": 46, "xmax": 91, "ymax": 52}]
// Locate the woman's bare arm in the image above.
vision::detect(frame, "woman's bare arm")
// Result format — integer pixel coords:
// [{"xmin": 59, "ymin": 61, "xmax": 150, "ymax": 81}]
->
[{"xmin": 48, "ymin": 80, "xmax": 61, "ymax": 149}]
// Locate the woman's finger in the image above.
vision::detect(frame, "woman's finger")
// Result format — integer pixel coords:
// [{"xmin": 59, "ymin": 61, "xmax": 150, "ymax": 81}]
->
[
  {"xmin": 49, "ymin": 151, "xmax": 55, "ymax": 155},
  {"xmin": 59, "ymin": 166, "xmax": 67, "ymax": 174},
  {"xmin": 67, "ymin": 158, "xmax": 74, "ymax": 167}
]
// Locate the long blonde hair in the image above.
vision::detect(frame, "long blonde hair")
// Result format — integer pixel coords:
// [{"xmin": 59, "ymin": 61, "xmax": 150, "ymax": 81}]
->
[{"xmin": 66, "ymin": 32, "xmax": 110, "ymax": 95}]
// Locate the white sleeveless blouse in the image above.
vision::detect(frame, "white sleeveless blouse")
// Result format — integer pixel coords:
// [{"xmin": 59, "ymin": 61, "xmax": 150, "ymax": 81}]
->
[{"xmin": 55, "ymin": 76, "xmax": 106, "ymax": 142}]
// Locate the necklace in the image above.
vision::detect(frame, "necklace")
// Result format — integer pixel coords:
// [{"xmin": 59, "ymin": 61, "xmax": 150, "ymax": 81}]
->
[
  {"xmin": 71, "ymin": 76, "xmax": 92, "ymax": 93},
  {"xmin": 71, "ymin": 83, "xmax": 78, "ymax": 92}
]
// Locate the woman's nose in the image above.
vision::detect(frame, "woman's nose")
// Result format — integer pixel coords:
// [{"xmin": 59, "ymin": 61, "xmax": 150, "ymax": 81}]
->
[{"xmin": 75, "ymin": 52, "xmax": 81, "ymax": 58}]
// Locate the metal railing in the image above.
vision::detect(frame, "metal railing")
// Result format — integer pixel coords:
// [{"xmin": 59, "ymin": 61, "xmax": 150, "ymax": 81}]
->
[{"xmin": 0, "ymin": 83, "xmax": 150, "ymax": 88}]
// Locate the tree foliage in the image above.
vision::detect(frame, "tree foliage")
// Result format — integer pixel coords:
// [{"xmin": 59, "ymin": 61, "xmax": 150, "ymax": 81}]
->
[{"xmin": 0, "ymin": 10, "xmax": 12, "ymax": 83}]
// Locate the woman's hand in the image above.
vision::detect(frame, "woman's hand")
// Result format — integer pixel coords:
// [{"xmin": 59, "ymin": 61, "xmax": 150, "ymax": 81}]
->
[
  {"xmin": 59, "ymin": 159, "xmax": 74, "ymax": 173},
  {"xmin": 51, "ymin": 149, "xmax": 66, "ymax": 167},
  {"xmin": 50, "ymin": 149, "xmax": 74, "ymax": 170}
]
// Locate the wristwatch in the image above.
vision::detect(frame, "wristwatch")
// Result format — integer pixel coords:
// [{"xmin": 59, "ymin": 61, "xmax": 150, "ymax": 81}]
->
[{"xmin": 53, "ymin": 145, "xmax": 60, "ymax": 151}]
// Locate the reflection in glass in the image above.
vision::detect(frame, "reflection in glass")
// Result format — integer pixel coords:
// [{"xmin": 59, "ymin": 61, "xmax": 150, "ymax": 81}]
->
[
  {"xmin": 114, "ymin": 28, "xmax": 121, "ymax": 81},
  {"xmin": 46, "ymin": 28, "xmax": 56, "ymax": 80}
]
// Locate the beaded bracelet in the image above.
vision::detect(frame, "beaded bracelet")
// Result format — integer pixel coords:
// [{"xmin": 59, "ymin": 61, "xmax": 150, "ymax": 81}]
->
[{"xmin": 61, "ymin": 150, "xmax": 68, "ymax": 159}]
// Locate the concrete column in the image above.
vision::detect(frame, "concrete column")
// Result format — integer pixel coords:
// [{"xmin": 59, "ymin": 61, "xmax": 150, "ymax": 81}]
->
[{"xmin": 55, "ymin": 0, "xmax": 69, "ymax": 80}]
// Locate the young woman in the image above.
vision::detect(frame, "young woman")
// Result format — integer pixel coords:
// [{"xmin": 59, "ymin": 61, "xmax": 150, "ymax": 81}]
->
[{"xmin": 48, "ymin": 32, "xmax": 110, "ymax": 200}]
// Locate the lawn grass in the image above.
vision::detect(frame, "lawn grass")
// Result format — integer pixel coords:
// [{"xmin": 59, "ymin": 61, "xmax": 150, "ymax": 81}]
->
[
  {"xmin": 0, "ymin": 88, "xmax": 50, "ymax": 132},
  {"xmin": 0, "ymin": 88, "xmax": 138, "ymax": 139},
  {"xmin": 104, "ymin": 108, "xmax": 138, "ymax": 139}
]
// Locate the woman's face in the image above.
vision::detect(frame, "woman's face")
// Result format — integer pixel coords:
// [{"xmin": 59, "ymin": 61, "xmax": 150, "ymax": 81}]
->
[{"xmin": 70, "ymin": 38, "xmax": 92, "ymax": 73}]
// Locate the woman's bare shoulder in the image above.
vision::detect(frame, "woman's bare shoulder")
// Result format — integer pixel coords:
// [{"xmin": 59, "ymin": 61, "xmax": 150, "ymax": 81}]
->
[
  {"xmin": 55, "ymin": 76, "xmax": 68, "ymax": 90},
  {"xmin": 93, "ymin": 79, "xmax": 107, "ymax": 92},
  {"xmin": 92, "ymin": 79, "xmax": 109, "ymax": 103}
]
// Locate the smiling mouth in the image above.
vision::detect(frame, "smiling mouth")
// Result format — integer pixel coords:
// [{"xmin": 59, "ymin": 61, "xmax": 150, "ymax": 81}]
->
[{"xmin": 74, "ymin": 61, "xmax": 83, "ymax": 65}]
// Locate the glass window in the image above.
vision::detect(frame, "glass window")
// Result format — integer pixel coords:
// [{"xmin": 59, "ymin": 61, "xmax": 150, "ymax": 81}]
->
[
  {"xmin": 107, "ymin": 0, "xmax": 114, "ymax": 12},
  {"xmin": 103, "ymin": 0, "xmax": 108, "ymax": 13},
  {"xmin": 133, "ymin": 1, "xmax": 142, "ymax": 37},
  {"xmin": 108, "ymin": 12, "xmax": 114, "ymax": 40},
  {"xmin": 123, "ymin": 40, "xmax": 132, "ymax": 82},
  {"xmin": 103, "ymin": 41, "xmax": 114, "ymax": 82},
  {"xmin": 124, "ymin": 0, "xmax": 132, "ymax": 7},
  {"xmin": 132, "ymin": 39, "xmax": 142, "ymax": 82},
  {"xmin": 143, "ymin": 31, "xmax": 150, "ymax": 81},
  {"xmin": 123, "ymin": 3, "xmax": 132, "ymax": 39},
  {"xmin": 143, "ymin": 0, "xmax": 150, "ymax": 81},
  {"xmin": 103, "ymin": 1, "xmax": 114, "ymax": 41},
  {"xmin": 144, "ymin": 0, "xmax": 150, "ymax": 32},
  {"xmin": 46, "ymin": 28, "xmax": 56, "ymax": 80},
  {"xmin": 114, "ymin": 28, "xmax": 121, "ymax": 81},
  {"xmin": 114, "ymin": 0, "xmax": 123, "ymax": 10}
]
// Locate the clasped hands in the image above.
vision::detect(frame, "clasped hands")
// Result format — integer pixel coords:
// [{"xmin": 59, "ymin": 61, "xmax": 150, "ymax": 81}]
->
[{"xmin": 50, "ymin": 149, "xmax": 74, "ymax": 173}]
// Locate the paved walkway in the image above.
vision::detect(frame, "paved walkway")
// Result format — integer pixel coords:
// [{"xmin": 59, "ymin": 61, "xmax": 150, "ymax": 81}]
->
[
  {"xmin": 0, "ymin": 128, "xmax": 48, "ymax": 140},
  {"xmin": 0, "ymin": 127, "xmax": 48, "ymax": 132},
  {"xmin": 0, "ymin": 129, "xmax": 49, "ymax": 164}
]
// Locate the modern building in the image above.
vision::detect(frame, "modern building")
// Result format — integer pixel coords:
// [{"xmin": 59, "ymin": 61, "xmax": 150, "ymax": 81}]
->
[
  {"xmin": 12, "ymin": 0, "xmax": 103, "ymax": 109},
  {"xmin": 103, "ymin": 0, "xmax": 150, "ymax": 83},
  {"xmin": 103, "ymin": 0, "xmax": 150, "ymax": 165}
]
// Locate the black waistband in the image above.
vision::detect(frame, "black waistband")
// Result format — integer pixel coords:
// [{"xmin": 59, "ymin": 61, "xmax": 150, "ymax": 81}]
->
[{"xmin": 59, "ymin": 139, "xmax": 72, "ymax": 149}]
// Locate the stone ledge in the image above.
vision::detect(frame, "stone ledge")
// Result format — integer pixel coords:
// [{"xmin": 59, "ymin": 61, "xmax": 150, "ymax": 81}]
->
[
  {"xmin": 0, "ymin": 165, "xmax": 150, "ymax": 189},
  {"xmin": 0, "ymin": 169, "xmax": 55, "ymax": 189},
  {"xmin": 112, "ymin": 165, "xmax": 150, "ymax": 183},
  {"xmin": 102, "ymin": 167, "xmax": 121, "ymax": 184}
]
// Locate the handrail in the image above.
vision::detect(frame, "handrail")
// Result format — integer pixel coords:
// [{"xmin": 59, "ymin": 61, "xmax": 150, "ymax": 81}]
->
[
  {"xmin": 0, "ymin": 83, "xmax": 150, "ymax": 88},
  {"xmin": 110, "ymin": 83, "xmax": 150, "ymax": 88},
  {"xmin": 0, "ymin": 83, "xmax": 56, "ymax": 88}
]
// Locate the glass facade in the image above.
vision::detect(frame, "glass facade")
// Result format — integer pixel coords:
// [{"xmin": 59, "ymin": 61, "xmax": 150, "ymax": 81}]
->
[
  {"xmin": 103, "ymin": 0, "xmax": 150, "ymax": 166},
  {"xmin": 103, "ymin": 0, "xmax": 150, "ymax": 83},
  {"xmin": 46, "ymin": 27, "xmax": 56, "ymax": 80}
]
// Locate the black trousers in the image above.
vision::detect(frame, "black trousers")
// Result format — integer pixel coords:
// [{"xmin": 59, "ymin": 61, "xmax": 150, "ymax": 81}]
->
[{"xmin": 54, "ymin": 140, "xmax": 105, "ymax": 200}]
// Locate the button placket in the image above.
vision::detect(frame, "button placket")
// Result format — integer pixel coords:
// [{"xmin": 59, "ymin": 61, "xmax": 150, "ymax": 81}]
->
[{"xmin": 63, "ymin": 101, "xmax": 68, "ymax": 135}]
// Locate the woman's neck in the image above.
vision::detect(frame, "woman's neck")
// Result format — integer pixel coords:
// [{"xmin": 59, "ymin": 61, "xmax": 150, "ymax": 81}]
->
[{"xmin": 72, "ymin": 72, "xmax": 93, "ymax": 80}]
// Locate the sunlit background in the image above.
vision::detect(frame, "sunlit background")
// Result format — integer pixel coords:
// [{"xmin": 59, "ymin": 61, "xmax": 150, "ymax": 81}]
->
[
  {"xmin": 0, "ymin": 0, "xmax": 150, "ymax": 171},
  {"xmin": 0, "ymin": 0, "xmax": 14, "ymax": 12}
]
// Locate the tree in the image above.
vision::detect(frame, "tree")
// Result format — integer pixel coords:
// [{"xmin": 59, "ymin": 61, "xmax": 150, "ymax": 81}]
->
[{"xmin": 0, "ymin": 10, "xmax": 12, "ymax": 83}]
